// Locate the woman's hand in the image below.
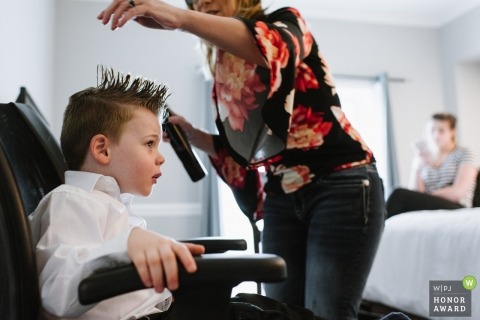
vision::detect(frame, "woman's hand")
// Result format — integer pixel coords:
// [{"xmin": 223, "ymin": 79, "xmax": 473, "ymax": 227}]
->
[
  {"xmin": 163, "ymin": 112, "xmax": 217, "ymax": 157},
  {"xmin": 97, "ymin": 0, "xmax": 185, "ymax": 31},
  {"xmin": 163, "ymin": 113, "xmax": 196, "ymax": 144}
]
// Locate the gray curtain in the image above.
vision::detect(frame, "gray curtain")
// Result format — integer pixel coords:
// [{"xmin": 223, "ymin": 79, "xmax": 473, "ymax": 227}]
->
[
  {"xmin": 200, "ymin": 80, "xmax": 221, "ymax": 236},
  {"xmin": 378, "ymin": 73, "xmax": 399, "ymax": 197}
]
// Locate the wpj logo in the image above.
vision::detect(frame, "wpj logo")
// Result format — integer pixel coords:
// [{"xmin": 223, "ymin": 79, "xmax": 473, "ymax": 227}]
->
[{"xmin": 429, "ymin": 276, "xmax": 477, "ymax": 317}]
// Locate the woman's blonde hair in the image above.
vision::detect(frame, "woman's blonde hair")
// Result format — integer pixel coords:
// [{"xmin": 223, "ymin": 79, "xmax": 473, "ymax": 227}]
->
[{"xmin": 187, "ymin": 0, "xmax": 265, "ymax": 75}]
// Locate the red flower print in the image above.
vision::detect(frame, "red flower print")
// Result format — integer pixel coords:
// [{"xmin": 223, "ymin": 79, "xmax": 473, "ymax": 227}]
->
[
  {"xmin": 288, "ymin": 8, "xmax": 313, "ymax": 56},
  {"xmin": 215, "ymin": 51, "xmax": 267, "ymax": 131},
  {"xmin": 296, "ymin": 63, "xmax": 319, "ymax": 92},
  {"xmin": 223, "ymin": 156, "xmax": 247, "ymax": 188},
  {"xmin": 254, "ymin": 21, "xmax": 290, "ymax": 97},
  {"xmin": 272, "ymin": 164, "xmax": 315, "ymax": 193},
  {"xmin": 287, "ymin": 105, "xmax": 332, "ymax": 149},
  {"xmin": 211, "ymin": 148, "xmax": 247, "ymax": 188}
]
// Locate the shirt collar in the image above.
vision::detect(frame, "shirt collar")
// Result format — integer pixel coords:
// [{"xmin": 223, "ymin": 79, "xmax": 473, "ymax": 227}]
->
[{"xmin": 64, "ymin": 171, "xmax": 134, "ymax": 206}]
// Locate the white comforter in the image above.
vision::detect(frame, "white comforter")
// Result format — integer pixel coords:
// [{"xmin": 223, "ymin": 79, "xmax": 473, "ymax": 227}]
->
[{"xmin": 363, "ymin": 208, "xmax": 480, "ymax": 319}]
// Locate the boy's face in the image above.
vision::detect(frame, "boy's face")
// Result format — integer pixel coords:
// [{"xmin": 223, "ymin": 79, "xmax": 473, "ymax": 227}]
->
[{"xmin": 108, "ymin": 107, "xmax": 165, "ymax": 196}]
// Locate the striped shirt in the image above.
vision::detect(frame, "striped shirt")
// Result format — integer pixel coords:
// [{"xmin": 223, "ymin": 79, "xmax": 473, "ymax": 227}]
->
[{"xmin": 420, "ymin": 146, "xmax": 476, "ymax": 207}]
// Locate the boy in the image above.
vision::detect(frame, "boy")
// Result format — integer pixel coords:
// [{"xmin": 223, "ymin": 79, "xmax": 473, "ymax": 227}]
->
[{"xmin": 29, "ymin": 67, "xmax": 205, "ymax": 319}]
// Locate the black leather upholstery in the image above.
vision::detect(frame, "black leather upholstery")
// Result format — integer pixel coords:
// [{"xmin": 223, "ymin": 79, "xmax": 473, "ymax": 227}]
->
[{"xmin": 0, "ymin": 105, "xmax": 44, "ymax": 319}]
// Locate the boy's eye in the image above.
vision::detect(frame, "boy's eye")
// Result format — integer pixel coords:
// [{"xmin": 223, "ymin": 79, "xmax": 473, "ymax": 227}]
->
[{"xmin": 147, "ymin": 141, "xmax": 154, "ymax": 148}]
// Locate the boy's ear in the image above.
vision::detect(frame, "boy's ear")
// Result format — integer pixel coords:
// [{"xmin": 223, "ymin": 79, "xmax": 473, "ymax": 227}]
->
[{"xmin": 90, "ymin": 134, "xmax": 111, "ymax": 165}]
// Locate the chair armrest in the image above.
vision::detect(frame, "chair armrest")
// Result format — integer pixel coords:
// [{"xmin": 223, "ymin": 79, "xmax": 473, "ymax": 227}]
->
[
  {"xmin": 179, "ymin": 237, "xmax": 247, "ymax": 253},
  {"xmin": 78, "ymin": 253, "xmax": 286, "ymax": 305}
]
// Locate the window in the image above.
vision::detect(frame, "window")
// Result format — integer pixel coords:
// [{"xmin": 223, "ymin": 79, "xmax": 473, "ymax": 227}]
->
[
  {"xmin": 218, "ymin": 180, "xmax": 261, "ymax": 295},
  {"xmin": 336, "ymin": 77, "xmax": 390, "ymax": 192}
]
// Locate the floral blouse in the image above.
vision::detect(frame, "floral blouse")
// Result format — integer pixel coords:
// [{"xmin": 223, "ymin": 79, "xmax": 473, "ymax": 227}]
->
[{"xmin": 209, "ymin": 7, "xmax": 374, "ymax": 221}]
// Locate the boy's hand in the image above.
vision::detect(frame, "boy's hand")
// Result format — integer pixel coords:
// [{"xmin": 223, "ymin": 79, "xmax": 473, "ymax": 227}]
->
[{"xmin": 127, "ymin": 228, "xmax": 205, "ymax": 293}]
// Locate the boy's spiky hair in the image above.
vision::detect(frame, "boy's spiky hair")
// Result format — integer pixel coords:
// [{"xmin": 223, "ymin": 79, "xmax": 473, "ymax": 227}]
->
[
  {"xmin": 95, "ymin": 65, "xmax": 169, "ymax": 115},
  {"xmin": 61, "ymin": 65, "xmax": 170, "ymax": 170}
]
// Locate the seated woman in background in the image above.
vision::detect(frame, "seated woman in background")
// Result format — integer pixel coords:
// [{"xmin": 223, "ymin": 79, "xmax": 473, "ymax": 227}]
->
[{"xmin": 386, "ymin": 112, "xmax": 478, "ymax": 218}]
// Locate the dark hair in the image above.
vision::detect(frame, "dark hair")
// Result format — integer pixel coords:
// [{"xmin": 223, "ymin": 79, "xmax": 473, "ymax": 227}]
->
[
  {"xmin": 432, "ymin": 113, "xmax": 457, "ymax": 130},
  {"xmin": 60, "ymin": 66, "xmax": 169, "ymax": 170}
]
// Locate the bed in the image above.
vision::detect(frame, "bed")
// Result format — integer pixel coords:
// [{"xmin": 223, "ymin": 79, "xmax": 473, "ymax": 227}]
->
[{"xmin": 362, "ymin": 207, "xmax": 480, "ymax": 319}]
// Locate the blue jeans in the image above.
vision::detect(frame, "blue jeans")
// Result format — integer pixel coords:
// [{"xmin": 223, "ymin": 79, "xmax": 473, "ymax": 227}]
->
[{"xmin": 262, "ymin": 164, "xmax": 386, "ymax": 320}]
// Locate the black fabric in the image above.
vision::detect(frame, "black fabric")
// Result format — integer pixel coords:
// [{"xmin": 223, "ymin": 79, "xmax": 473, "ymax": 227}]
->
[
  {"xmin": 472, "ymin": 171, "xmax": 480, "ymax": 208},
  {"xmin": 140, "ymin": 293, "xmax": 325, "ymax": 320},
  {"xmin": 227, "ymin": 299, "xmax": 410, "ymax": 320},
  {"xmin": 386, "ymin": 188, "xmax": 464, "ymax": 218},
  {"xmin": 143, "ymin": 293, "xmax": 325, "ymax": 320},
  {"xmin": 227, "ymin": 293, "xmax": 325, "ymax": 320}
]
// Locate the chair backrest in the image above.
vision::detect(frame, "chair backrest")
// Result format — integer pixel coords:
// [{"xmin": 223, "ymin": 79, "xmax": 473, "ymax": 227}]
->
[
  {"xmin": 473, "ymin": 170, "xmax": 480, "ymax": 208},
  {"xmin": 0, "ymin": 102, "xmax": 67, "ymax": 214},
  {"xmin": 0, "ymin": 102, "xmax": 67, "ymax": 319}
]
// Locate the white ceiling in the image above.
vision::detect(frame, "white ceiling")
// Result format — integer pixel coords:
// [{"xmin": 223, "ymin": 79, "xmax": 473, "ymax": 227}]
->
[
  {"xmin": 96, "ymin": 0, "xmax": 480, "ymax": 28},
  {"xmin": 262, "ymin": 0, "xmax": 480, "ymax": 28}
]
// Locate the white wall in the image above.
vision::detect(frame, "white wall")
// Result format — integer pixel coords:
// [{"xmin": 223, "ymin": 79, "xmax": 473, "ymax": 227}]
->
[
  {"xmin": 0, "ymin": 0, "xmax": 55, "ymax": 119},
  {"xmin": 454, "ymin": 62, "xmax": 480, "ymax": 162},
  {"xmin": 440, "ymin": 6, "xmax": 480, "ymax": 164}
]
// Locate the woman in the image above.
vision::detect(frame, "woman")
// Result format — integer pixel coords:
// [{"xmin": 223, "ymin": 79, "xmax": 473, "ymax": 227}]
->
[
  {"xmin": 99, "ymin": 1, "xmax": 386, "ymax": 319},
  {"xmin": 386, "ymin": 113, "xmax": 478, "ymax": 218}
]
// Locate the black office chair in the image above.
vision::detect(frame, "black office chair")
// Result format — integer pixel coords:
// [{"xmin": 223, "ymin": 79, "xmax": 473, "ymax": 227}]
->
[{"xmin": 0, "ymin": 101, "xmax": 287, "ymax": 320}]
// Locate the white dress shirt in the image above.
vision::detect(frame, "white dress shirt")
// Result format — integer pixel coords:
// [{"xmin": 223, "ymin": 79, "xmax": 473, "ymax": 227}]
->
[{"xmin": 29, "ymin": 171, "xmax": 172, "ymax": 320}]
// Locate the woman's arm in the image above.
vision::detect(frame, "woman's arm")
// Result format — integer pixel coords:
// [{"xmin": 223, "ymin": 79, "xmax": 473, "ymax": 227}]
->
[
  {"xmin": 98, "ymin": 0, "xmax": 267, "ymax": 67},
  {"xmin": 180, "ymin": 11, "xmax": 268, "ymax": 67},
  {"xmin": 431, "ymin": 164, "xmax": 478, "ymax": 202},
  {"xmin": 408, "ymin": 155, "xmax": 426, "ymax": 192}
]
